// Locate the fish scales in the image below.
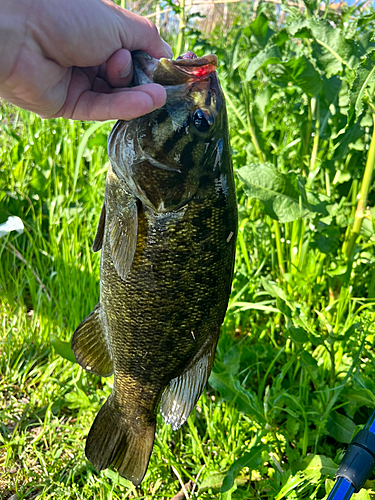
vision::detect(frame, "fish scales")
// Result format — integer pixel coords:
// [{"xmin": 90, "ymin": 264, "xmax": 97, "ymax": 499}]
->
[{"xmin": 71, "ymin": 50, "xmax": 238, "ymax": 486}]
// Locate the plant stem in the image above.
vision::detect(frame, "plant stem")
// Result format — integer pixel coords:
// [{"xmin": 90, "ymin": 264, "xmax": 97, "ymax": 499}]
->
[
  {"xmin": 309, "ymin": 97, "xmax": 320, "ymax": 173},
  {"xmin": 247, "ymin": 102, "xmax": 265, "ymax": 163},
  {"xmin": 273, "ymin": 220, "xmax": 285, "ymax": 277},
  {"xmin": 300, "ymin": 97, "xmax": 312, "ymax": 175},
  {"xmin": 344, "ymin": 114, "xmax": 375, "ymax": 260},
  {"xmin": 329, "ymin": 344, "xmax": 336, "ymax": 390},
  {"xmin": 224, "ymin": 86, "xmax": 264, "ymax": 163},
  {"xmin": 175, "ymin": 0, "xmax": 186, "ymax": 57}
]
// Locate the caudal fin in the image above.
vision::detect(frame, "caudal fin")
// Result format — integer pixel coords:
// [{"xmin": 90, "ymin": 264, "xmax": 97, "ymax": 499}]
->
[{"xmin": 85, "ymin": 395, "xmax": 155, "ymax": 486}]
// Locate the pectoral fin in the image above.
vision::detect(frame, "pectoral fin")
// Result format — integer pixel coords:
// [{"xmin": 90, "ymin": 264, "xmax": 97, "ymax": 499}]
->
[
  {"xmin": 92, "ymin": 202, "xmax": 106, "ymax": 252},
  {"xmin": 72, "ymin": 303, "xmax": 113, "ymax": 377},
  {"xmin": 109, "ymin": 199, "xmax": 138, "ymax": 282},
  {"xmin": 160, "ymin": 340, "xmax": 217, "ymax": 430}
]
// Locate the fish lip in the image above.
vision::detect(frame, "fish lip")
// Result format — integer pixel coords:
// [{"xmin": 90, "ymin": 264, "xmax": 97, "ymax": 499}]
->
[
  {"xmin": 131, "ymin": 51, "xmax": 219, "ymax": 87},
  {"xmin": 153, "ymin": 54, "xmax": 218, "ymax": 85}
]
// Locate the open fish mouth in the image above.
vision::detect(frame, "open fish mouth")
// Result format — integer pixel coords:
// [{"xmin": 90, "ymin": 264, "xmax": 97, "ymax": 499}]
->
[
  {"xmin": 132, "ymin": 51, "xmax": 219, "ymax": 87},
  {"xmin": 154, "ymin": 52, "xmax": 218, "ymax": 85}
]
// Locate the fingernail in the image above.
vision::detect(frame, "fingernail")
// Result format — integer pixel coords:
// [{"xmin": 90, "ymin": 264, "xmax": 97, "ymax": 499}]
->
[
  {"xmin": 163, "ymin": 40, "xmax": 173, "ymax": 59},
  {"xmin": 119, "ymin": 60, "xmax": 132, "ymax": 78}
]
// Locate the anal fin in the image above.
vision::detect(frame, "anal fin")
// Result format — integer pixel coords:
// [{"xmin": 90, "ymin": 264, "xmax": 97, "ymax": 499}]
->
[
  {"xmin": 160, "ymin": 340, "xmax": 217, "ymax": 430},
  {"xmin": 72, "ymin": 303, "xmax": 113, "ymax": 377}
]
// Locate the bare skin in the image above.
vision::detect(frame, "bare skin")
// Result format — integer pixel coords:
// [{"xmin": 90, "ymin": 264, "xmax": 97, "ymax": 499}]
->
[{"xmin": 0, "ymin": 0, "xmax": 173, "ymax": 120}]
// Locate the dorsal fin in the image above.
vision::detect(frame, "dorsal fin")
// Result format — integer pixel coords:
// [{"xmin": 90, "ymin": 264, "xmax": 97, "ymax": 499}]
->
[{"xmin": 93, "ymin": 202, "xmax": 106, "ymax": 252}]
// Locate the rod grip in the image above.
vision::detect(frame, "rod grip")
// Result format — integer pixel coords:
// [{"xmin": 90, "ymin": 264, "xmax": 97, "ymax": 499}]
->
[{"xmin": 336, "ymin": 429, "xmax": 375, "ymax": 492}]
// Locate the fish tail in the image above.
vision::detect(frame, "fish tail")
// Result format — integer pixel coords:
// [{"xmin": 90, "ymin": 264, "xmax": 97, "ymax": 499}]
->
[{"xmin": 85, "ymin": 395, "xmax": 155, "ymax": 486}]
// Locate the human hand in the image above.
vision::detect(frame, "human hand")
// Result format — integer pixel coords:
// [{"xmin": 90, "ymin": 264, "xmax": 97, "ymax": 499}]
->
[{"xmin": 0, "ymin": 0, "xmax": 173, "ymax": 121}]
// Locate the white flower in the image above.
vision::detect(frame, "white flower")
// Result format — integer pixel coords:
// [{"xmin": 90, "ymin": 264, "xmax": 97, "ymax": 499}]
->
[{"xmin": 0, "ymin": 216, "xmax": 24, "ymax": 238}]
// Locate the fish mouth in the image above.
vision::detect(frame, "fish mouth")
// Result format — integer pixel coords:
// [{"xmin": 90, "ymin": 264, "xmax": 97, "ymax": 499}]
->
[
  {"xmin": 131, "ymin": 51, "xmax": 218, "ymax": 87},
  {"xmin": 154, "ymin": 53, "xmax": 218, "ymax": 85}
]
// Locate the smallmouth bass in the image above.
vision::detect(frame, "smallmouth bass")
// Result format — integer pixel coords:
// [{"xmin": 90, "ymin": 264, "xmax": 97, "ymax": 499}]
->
[{"xmin": 71, "ymin": 51, "xmax": 238, "ymax": 486}]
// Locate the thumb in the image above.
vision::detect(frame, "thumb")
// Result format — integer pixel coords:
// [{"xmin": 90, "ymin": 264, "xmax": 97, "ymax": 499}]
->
[{"xmin": 111, "ymin": 5, "xmax": 173, "ymax": 60}]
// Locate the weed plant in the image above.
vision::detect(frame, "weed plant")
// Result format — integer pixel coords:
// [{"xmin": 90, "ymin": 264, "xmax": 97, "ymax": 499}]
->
[{"xmin": 1, "ymin": 3, "xmax": 375, "ymax": 499}]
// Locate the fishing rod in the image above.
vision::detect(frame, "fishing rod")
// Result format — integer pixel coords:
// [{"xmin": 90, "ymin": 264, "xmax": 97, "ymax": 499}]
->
[{"xmin": 326, "ymin": 410, "xmax": 375, "ymax": 500}]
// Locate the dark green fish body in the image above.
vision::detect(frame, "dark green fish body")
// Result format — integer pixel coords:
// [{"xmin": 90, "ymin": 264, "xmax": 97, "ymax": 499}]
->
[{"xmin": 72, "ymin": 51, "xmax": 237, "ymax": 485}]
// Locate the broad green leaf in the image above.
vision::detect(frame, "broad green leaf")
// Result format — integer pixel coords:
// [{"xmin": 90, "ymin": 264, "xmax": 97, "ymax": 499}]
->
[
  {"xmin": 50, "ymin": 333, "xmax": 77, "ymax": 364},
  {"xmin": 30, "ymin": 168, "xmax": 50, "ymax": 194},
  {"xmin": 220, "ymin": 483, "xmax": 237, "ymax": 500},
  {"xmin": 321, "ymin": 75, "xmax": 342, "ymax": 105},
  {"xmin": 245, "ymin": 49, "xmax": 322, "ymax": 96},
  {"xmin": 274, "ymin": 472, "xmax": 305, "ymax": 500},
  {"xmin": 261, "ymin": 277, "xmax": 287, "ymax": 301},
  {"xmin": 234, "ymin": 379, "xmax": 265, "ymax": 422},
  {"xmin": 301, "ymin": 454, "xmax": 338, "ymax": 479},
  {"xmin": 312, "ymin": 222, "xmax": 341, "ymax": 254},
  {"xmin": 199, "ymin": 473, "xmax": 247, "ymax": 492},
  {"xmin": 279, "ymin": 56, "xmax": 323, "ymax": 96},
  {"xmin": 354, "ymin": 489, "xmax": 371, "ymax": 500},
  {"xmin": 249, "ymin": 13, "xmax": 274, "ymax": 47},
  {"xmin": 65, "ymin": 387, "xmax": 92, "ymax": 410},
  {"xmin": 349, "ymin": 50, "xmax": 375, "ymax": 121},
  {"xmin": 287, "ymin": 326, "xmax": 309, "ymax": 344},
  {"xmin": 245, "ymin": 44, "xmax": 282, "ymax": 81},
  {"xmin": 345, "ymin": 388, "xmax": 375, "ymax": 408},
  {"xmin": 287, "ymin": 19, "xmax": 361, "ymax": 76},
  {"xmin": 102, "ymin": 470, "xmax": 136, "ymax": 489},
  {"xmin": 221, "ymin": 444, "xmax": 267, "ymax": 493},
  {"xmin": 299, "ymin": 351, "xmax": 318, "ymax": 369},
  {"xmin": 87, "ymin": 133, "xmax": 108, "ymax": 149},
  {"xmin": 358, "ymin": 31, "xmax": 375, "ymax": 53},
  {"xmin": 306, "ymin": 192, "xmax": 329, "ymax": 216},
  {"xmin": 276, "ymin": 297, "xmax": 292, "ymax": 318},
  {"xmin": 200, "ymin": 473, "xmax": 226, "ymax": 491},
  {"xmin": 332, "ymin": 120, "xmax": 363, "ymax": 161},
  {"xmin": 237, "ymin": 163, "xmax": 312, "ymax": 223},
  {"xmin": 326, "ymin": 411, "xmax": 356, "ymax": 443},
  {"xmin": 209, "ymin": 370, "xmax": 266, "ymax": 424},
  {"xmin": 223, "ymin": 344, "xmax": 242, "ymax": 375},
  {"xmin": 357, "ymin": 12, "xmax": 375, "ymax": 28}
]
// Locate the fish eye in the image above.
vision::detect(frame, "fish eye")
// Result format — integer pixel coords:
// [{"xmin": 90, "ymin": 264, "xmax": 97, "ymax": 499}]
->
[{"xmin": 192, "ymin": 109, "xmax": 213, "ymax": 133}]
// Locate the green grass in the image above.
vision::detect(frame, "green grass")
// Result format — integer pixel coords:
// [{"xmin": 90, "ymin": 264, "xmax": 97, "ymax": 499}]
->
[
  {"xmin": 1, "ymin": 9, "xmax": 375, "ymax": 496},
  {"xmin": 0, "ymin": 102, "xmax": 261, "ymax": 499}
]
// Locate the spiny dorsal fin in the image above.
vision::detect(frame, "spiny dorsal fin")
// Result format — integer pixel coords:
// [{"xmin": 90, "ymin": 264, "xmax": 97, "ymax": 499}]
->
[
  {"xmin": 85, "ymin": 394, "xmax": 156, "ymax": 486},
  {"xmin": 93, "ymin": 202, "xmax": 106, "ymax": 252},
  {"xmin": 109, "ymin": 200, "xmax": 138, "ymax": 282},
  {"xmin": 71, "ymin": 303, "xmax": 113, "ymax": 377},
  {"xmin": 160, "ymin": 340, "xmax": 217, "ymax": 430}
]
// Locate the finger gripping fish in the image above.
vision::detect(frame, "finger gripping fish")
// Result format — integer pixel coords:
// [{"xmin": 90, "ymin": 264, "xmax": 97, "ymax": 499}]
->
[{"xmin": 71, "ymin": 51, "xmax": 238, "ymax": 486}]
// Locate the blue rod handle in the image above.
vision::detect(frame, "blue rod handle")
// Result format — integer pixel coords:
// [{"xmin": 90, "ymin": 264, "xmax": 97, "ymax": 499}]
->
[{"xmin": 326, "ymin": 478, "xmax": 355, "ymax": 500}]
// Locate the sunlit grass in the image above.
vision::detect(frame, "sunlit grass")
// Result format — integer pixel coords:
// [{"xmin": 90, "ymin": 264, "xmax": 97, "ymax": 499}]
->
[
  {"xmin": 0, "ymin": 102, "xmax": 257, "ymax": 499},
  {"xmin": 2, "ymin": 19, "xmax": 375, "ymax": 496}
]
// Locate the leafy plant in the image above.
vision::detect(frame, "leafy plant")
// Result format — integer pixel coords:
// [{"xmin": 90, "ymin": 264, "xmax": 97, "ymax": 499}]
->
[{"xmin": 1, "ymin": 2, "xmax": 375, "ymax": 499}]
